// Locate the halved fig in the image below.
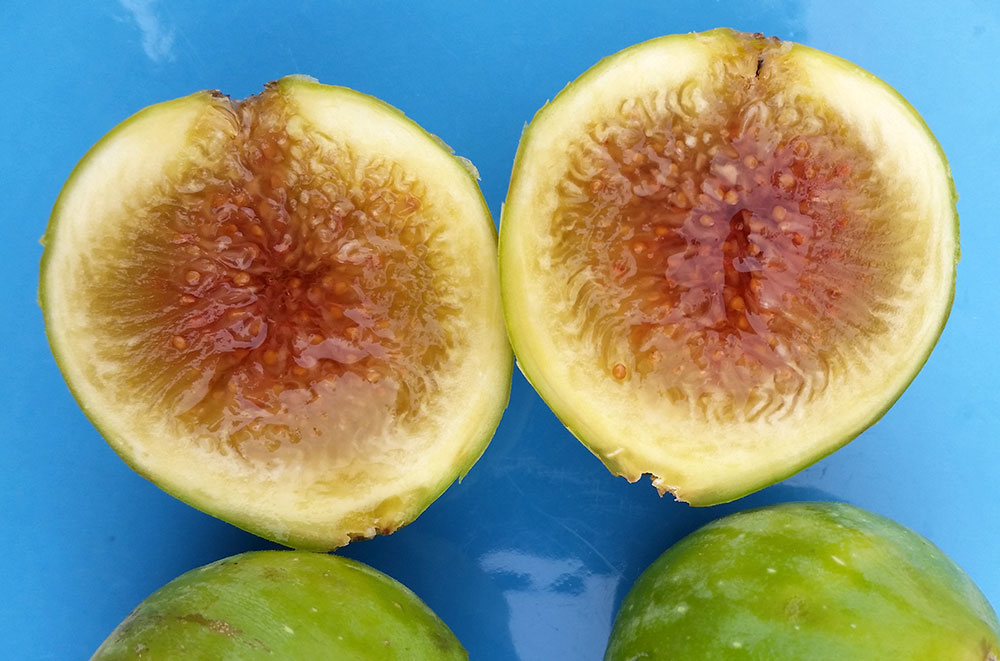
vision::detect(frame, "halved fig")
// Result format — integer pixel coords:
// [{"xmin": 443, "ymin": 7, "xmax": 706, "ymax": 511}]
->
[
  {"xmin": 41, "ymin": 77, "xmax": 511, "ymax": 550},
  {"xmin": 605, "ymin": 503, "xmax": 998, "ymax": 660},
  {"xmin": 500, "ymin": 29, "xmax": 958, "ymax": 504},
  {"xmin": 93, "ymin": 551, "xmax": 467, "ymax": 660}
]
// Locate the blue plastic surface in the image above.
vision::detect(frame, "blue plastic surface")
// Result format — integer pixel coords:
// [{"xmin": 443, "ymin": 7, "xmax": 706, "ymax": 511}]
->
[{"xmin": 2, "ymin": 2, "xmax": 998, "ymax": 659}]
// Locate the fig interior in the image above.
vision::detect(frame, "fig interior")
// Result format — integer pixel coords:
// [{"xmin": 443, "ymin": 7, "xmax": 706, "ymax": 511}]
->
[
  {"xmin": 87, "ymin": 89, "xmax": 455, "ymax": 458},
  {"xmin": 551, "ymin": 50, "xmax": 913, "ymax": 422}
]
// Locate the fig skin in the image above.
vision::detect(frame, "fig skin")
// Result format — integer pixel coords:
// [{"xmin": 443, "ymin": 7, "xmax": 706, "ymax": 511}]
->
[
  {"xmin": 92, "ymin": 551, "xmax": 467, "ymax": 660},
  {"xmin": 605, "ymin": 502, "xmax": 999, "ymax": 661}
]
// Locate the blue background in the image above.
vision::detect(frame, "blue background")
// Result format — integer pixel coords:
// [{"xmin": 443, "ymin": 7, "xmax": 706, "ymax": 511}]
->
[{"xmin": 2, "ymin": 2, "xmax": 998, "ymax": 659}]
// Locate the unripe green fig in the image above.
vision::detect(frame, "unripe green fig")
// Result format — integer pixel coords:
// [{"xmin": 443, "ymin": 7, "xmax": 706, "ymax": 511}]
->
[
  {"xmin": 606, "ymin": 502, "xmax": 998, "ymax": 660},
  {"xmin": 93, "ymin": 551, "xmax": 466, "ymax": 660}
]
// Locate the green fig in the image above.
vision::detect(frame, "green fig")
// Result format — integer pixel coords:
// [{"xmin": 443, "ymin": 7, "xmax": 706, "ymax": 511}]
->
[
  {"xmin": 93, "ymin": 551, "xmax": 466, "ymax": 659},
  {"xmin": 606, "ymin": 502, "xmax": 998, "ymax": 660}
]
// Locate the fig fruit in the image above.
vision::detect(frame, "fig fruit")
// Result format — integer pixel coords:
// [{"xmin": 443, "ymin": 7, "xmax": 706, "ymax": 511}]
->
[
  {"xmin": 41, "ymin": 77, "xmax": 512, "ymax": 550},
  {"xmin": 605, "ymin": 502, "xmax": 999, "ymax": 660},
  {"xmin": 500, "ymin": 29, "xmax": 958, "ymax": 504},
  {"xmin": 92, "ymin": 551, "xmax": 467, "ymax": 660}
]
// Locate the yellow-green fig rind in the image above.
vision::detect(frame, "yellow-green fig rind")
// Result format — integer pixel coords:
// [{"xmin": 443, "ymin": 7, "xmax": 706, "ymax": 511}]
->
[
  {"xmin": 40, "ymin": 77, "xmax": 512, "ymax": 550},
  {"xmin": 92, "ymin": 551, "xmax": 467, "ymax": 660},
  {"xmin": 605, "ymin": 502, "xmax": 998, "ymax": 660},
  {"xmin": 499, "ymin": 29, "xmax": 958, "ymax": 505}
]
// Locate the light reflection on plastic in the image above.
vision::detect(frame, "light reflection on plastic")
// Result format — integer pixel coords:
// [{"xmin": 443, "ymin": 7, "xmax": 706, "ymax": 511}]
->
[
  {"xmin": 119, "ymin": 0, "xmax": 175, "ymax": 63},
  {"xmin": 480, "ymin": 549, "xmax": 621, "ymax": 661}
]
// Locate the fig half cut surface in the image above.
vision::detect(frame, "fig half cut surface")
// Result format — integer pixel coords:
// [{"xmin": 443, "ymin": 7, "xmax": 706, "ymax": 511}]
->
[
  {"xmin": 41, "ymin": 77, "xmax": 512, "ymax": 550},
  {"xmin": 500, "ymin": 29, "xmax": 958, "ymax": 505},
  {"xmin": 92, "ymin": 551, "xmax": 468, "ymax": 660},
  {"xmin": 605, "ymin": 503, "xmax": 999, "ymax": 660}
]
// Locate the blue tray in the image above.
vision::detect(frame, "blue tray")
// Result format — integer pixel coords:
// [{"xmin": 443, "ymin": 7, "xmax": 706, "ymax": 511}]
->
[{"xmin": 2, "ymin": 2, "xmax": 996, "ymax": 658}]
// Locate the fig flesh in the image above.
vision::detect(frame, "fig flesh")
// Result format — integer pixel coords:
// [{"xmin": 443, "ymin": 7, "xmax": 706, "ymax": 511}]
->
[
  {"xmin": 41, "ymin": 77, "xmax": 512, "ymax": 549},
  {"xmin": 500, "ymin": 29, "xmax": 958, "ymax": 504}
]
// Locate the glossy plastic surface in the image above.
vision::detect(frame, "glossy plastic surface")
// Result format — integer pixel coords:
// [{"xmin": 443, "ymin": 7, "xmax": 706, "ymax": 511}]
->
[{"xmin": 2, "ymin": 2, "xmax": 997, "ymax": 659}]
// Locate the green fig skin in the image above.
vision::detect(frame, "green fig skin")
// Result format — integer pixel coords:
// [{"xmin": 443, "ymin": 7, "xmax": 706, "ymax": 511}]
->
[
  {"xmin": 606, "ymin": 502, "xmax": 999, "ymax": 661},
  {"xmin": 92, "ymin": 551, "xmax": 467, "ymax": 660}
]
